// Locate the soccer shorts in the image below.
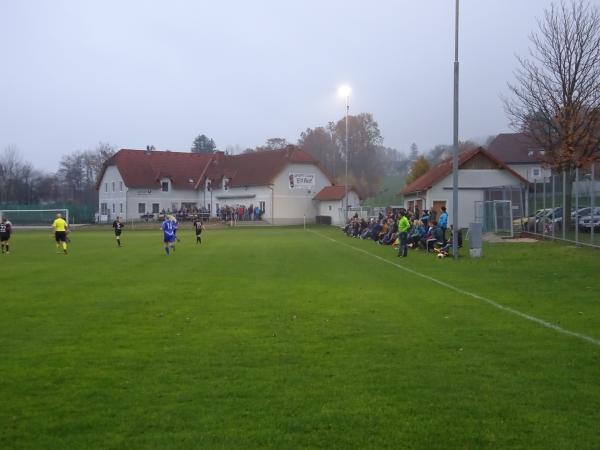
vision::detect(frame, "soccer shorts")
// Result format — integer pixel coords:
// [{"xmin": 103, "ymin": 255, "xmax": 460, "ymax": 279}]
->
[
  {"xmin": 115, "ymin": 230, "xmax": 122, "ymax": 236},
  {"xmin": 55, "ymin": 231, "xmax": 67, "ymax": 242},
  {"xmin": 163, "ymin": 234, "xmax": 175, "ymax": 243},
  {"xmin": 0, "ymin": 233, "xmax": 9, "ymax": 242}
]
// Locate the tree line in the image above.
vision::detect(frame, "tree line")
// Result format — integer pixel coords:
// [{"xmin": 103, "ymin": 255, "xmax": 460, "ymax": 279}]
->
[{"xmin": 0, "ymin": 142, "xmax": 115, "ymax": 207}]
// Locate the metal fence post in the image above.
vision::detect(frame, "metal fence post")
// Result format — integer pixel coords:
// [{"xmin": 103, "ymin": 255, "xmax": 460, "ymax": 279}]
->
[
  {"xmin": 592, "ymin": 163, "xmax": 596, "ymax": 245},
  {"xmin": 575, "ymin": 167, "xmax": 579, "ymax": 245},
  {"xmin": 552, "ymin": 173, "xmax": 556, "ymax": 239},
  {"xmin": 543, "ymin": 176, "xmax": 547, "ymax": 238},
  {"xmin": 562, "ymin": 171, "xmax": 567, "ymax": 240},
  {"xmin": 533, "ymin": 178, "xmax": 537, "ymax": 233}
]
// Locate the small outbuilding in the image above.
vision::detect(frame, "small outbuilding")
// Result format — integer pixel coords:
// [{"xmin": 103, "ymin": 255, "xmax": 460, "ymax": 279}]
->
[{"xmin": 400, "ymin": 147, "xmax": 527, "ymax": 227}]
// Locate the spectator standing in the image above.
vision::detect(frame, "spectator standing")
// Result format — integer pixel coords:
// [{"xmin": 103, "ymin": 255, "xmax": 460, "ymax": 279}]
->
[
  {"xmin": 397, "ymin": 210, "xmax": 410, "ymax": 257},
  {"xmin": 439, "ymin": 206, "xmax": 449, "ymax": 243}
]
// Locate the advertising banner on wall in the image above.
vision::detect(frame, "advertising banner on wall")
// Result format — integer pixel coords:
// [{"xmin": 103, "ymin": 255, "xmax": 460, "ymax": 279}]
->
[{"xmin": 288, "ymin": 173, "xmax": 315, "ymax": 190}]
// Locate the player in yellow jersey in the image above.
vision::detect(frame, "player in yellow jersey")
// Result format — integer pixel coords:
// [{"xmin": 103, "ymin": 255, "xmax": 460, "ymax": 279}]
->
[{"xmin": 52, "ymin": 213, "xmax": 69, "ymax": 254}]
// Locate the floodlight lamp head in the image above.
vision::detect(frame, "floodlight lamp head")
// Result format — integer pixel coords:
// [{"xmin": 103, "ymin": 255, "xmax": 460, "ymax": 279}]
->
[{"xmin": 338, "ymin": 84, "xmax": 351, "ymax": 98}]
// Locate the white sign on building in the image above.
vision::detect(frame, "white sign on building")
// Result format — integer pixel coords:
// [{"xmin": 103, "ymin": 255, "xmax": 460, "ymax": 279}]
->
[{"xmin": 288, "ymin": 173, "xmax": 315, "ymax": 190}]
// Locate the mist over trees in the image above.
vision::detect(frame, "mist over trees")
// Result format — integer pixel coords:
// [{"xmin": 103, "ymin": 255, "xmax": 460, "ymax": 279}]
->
[
  {"xmin": 0, "ymin": 142, "xmax": 115, "ymax": 207},
  {"xmin": 299, "ymin": 113, "xmax": 389, "ymax": 196}
]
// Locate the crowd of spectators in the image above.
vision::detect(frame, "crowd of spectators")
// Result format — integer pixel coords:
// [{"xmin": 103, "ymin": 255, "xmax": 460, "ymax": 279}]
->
[
  {"xmin": 341, "ymin": 206, "xmax": 462, "ymax": 258},
  {"xmin": 217, "ymin": 204, "xmax": 263, "ymax": 224}
]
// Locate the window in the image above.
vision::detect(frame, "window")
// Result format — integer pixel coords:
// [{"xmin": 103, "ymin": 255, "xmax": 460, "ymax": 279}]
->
[
  {"xmin": 119, "ymin": 181, "xmax": 123, "ymax": 192},
  {"xmin": 532, "ymin": 168, "xmax": 541, "ymax": 178},
  {"xmin": 328, "ymin": 205, "xmax": 332, "ymax": 211},
  {"xmin": 112, "ymin": 181, "xmax": 115, "ymax": 192},
  {"xmin": 112, "ymin": 203, "xmax": 115, "ymax": 213},
  {"xmin": 101, "ymin": 203, "xmax": 108, "ymax": 214},
  {"xmin": 528, "ymin": 151, "xmax": 534, "ymax": 157},
  {"xmin": 104, "ymin": 183, "xmax": 108, "ymax": 192},
  {"xmin": 138, "ymin": 203, "xmax": 146, "ymax": 213},
  {"xmin": 161, "ymin": 181, "xmax": 169, "ymax": 192},
  {"xmin": 152, "ymin": 203, "xmax": 160, "ymax": 214},
  {"xmin": 119, "ymin": 203, "xmax": 123, "ymax": 213},
  {"xmin": 223, "ymin": 178, "xmax": 229, "ymax": 191},
  {"xmin": 260, "ymin": 201, "xmax": 265, "ymax": 212}
]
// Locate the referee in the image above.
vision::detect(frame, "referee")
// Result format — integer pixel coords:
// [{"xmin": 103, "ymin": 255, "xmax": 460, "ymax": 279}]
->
[{"xmin": 52, "ymin": 213, "xmax": 69, "ymax": 254}]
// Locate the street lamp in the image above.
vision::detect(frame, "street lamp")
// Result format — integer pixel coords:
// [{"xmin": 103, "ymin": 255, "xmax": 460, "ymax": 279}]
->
[
  {"xmin": 452, "ymin": 0, "xmax": 460, "ymax": 259},
  {"xmin": 338, "ymin": 84, "xmax": 351, "ymax": 216}
]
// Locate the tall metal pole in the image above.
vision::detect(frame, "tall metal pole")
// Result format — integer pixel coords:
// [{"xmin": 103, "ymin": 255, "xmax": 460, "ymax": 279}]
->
[
  {"xmin": 345, "ymin": 95, "xmax": 349, "ymax": 217},
  {"xmin": 452, "ymin": 0, "xmax": 460, "ymax": 259}
]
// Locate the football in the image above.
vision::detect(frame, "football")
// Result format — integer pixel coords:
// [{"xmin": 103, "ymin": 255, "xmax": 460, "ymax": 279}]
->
[{"xmin": 437, "ymin": 252, "xmax": 445, "ymax": 259}]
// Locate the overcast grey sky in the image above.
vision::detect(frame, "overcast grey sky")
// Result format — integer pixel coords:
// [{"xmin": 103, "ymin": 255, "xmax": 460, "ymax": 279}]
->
[{"xmin": 2, "ymin": 0, "xmax": 594, "ymax": 172}]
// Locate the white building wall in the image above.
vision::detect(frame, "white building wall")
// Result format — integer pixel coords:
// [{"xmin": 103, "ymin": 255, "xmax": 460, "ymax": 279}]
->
[
  {"xmin": 508, "ymin": 164, "xmax": 550, "ymax": 182},
  {"xmin": 98, "ymin": 166, "xmax": 127, "ymax": 221},
  {"xmin": 125, "ymin": 185, "xmax": 199, "ymax": 221},
  {"xmin": 102, "ymin": 161, "xmax": 334, "ymax": 224},
  {"xmin": 210, "ymin": 185, "xmax": 273, "ymax": 220},
  {"xmin": 317, "ymin": 191, "xmax": 360, "ymax": 225},
  {"xmin": 270, "ymin": 163, "xmax": 332, "ymax": 225},
  {"xmin": 409, "ymin": 169, "xmax": 524, "ymax": 228}
]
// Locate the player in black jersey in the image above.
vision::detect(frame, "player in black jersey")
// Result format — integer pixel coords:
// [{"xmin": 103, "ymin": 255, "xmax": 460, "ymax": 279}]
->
[
  {"xmin": 112, "ymin": 217, "xmax": 124, "ymax": 247},
  {"xmin": 0, "ymin": 217, "xmax": 12, "ymax": 254},
  {"xmin": 193, "ymin": 219, "xmax": 204, "ymax": 244}
]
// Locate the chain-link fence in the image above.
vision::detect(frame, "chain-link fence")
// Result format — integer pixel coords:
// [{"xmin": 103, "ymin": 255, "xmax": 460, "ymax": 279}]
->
[{"xmin": 522, "ymin": 163, "xmax": 600, "ymax": 248}]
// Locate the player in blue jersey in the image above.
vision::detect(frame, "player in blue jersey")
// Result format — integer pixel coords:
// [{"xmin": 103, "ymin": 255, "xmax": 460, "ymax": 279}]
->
[{"xmin": 162, "ymin": 215, "xmax": 176, "ymax": 255}]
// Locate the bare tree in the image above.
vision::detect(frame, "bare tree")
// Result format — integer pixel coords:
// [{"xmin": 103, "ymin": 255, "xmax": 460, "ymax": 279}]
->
[{"xmin": 504, "ymin": 0, "xmax": 600, "ymax": 227}]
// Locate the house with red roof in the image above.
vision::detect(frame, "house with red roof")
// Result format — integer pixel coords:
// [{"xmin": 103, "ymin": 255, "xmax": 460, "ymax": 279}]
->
[
  {"xmin": 313, "ymin": 185, "xmax": 362, "ymax": 225},
  {"xmin": 97, "ymin": 146, "xmax": 351, "ymax": 225},
  {"xmin": 400, "ymin": 147, "xmax": 527, "ymax": 227},
  {"xmin": 487, "ymin": 133, "xmax": 552, "ymax": 182}
]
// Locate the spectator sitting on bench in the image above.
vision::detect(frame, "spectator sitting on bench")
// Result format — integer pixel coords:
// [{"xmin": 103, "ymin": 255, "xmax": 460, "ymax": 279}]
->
[
  {"xmin": 436, "ymin": 226, "xmax": 463, "ymax": 256},
  {"xmin": 408, "ymin": 220, "xmax": 427, "ymax": 249},
  {"xmin": 426, "ymin": 220, "xmax": 444, "ymax": 252}
]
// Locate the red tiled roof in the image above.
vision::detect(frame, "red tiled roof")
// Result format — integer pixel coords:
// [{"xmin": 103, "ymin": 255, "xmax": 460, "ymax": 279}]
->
[
  {"xmin": 400, "ymin": 147, "xmax": 527, "ymax": 195},
  {"xmin": 487, "ymin": 133, "xmax": 544, "ymax": 164},
  {"xmin": 97, "ymin": 149, "xmax": 214, "ymax": 189},
  {"xmin": 313, "ymin": 185, "xmax": 360, "ymax": 201},
  {"xmin": 97, "ymin": 146, "xmax": 328, "ymax": 190}
]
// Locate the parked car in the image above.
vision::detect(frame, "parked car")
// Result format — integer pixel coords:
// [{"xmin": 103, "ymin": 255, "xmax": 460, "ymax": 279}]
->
[{"xmin": 577, "ymin": 207, "xmax": 600, "ymax": 232}]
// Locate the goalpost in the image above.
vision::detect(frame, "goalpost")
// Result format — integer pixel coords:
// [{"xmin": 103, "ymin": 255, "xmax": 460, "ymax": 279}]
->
[{"xmin": 0, "ymin": 209, "xmax": 70, "ymax": 227}]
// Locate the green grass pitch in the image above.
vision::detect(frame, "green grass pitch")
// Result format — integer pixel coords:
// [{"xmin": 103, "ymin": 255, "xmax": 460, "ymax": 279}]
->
[{"xmin": 1, "ymin": 225, "xmax": 599, "ymax": 449}]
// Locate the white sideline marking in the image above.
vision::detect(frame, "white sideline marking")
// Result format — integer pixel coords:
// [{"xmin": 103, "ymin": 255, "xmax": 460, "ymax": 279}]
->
[{"xmin": 309, "ymin": 229, "xmax": 600, "ymax": 348}]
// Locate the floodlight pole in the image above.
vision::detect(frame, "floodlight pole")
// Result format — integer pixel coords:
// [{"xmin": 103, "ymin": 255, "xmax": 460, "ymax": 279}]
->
[
  {"xmin": 345, "ymin": 94, "xmax": 350, "ymax": 217},
  {"xmin": 452, "ymin": 0, "xmax": 460, "ymax": 259}
]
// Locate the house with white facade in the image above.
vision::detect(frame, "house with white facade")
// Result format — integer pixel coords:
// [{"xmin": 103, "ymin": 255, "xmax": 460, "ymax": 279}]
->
[
  {"xmin": 313, "ymin": 185, "xmax": 362, "ymax": 225},
  {"xmin": 97, "ymin": 146, "xmax": 353, "ymax": 225},
  {"xmin": 400, "ymin": 147, "xmax": 527, "ymax": 228},
  {"xmin": 487, "ymin": 133, "xmax": 552, "ymax": 182}
]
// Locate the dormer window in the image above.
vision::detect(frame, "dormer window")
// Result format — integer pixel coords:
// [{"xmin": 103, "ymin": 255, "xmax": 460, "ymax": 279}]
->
[
  {"xmin": 223, "ymin": 177, "xmax": 230, "ymax": 191},
  {"xmin": 528, "ymin": 151, "xmax": 534, "ymax": 157},
  {"xmin": 161, "ymin": 181, "xmax": 169, "ymax": 192}
]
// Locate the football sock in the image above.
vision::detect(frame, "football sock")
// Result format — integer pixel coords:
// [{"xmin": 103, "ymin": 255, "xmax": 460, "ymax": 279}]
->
[
  {"xmin": 165, "ymin": 246, "xmax": 170, "ymax": 255},
  {"xmin": 117, "ymin": 237, "xmax": 121, "ymax": 247}
]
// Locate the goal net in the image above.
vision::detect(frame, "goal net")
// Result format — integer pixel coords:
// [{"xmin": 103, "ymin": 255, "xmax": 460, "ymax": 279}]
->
[
  {"xmin": 0, "ymin": 209, "xmax": 69, "ymax": 227},
  {"xmin": 474, "ymin": 200, "xmax": 514, "ymax": 237}
]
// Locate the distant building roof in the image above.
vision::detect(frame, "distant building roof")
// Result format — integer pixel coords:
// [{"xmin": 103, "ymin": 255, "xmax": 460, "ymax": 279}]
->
[
  {"xmin": 400, "ymin": 147, "xmax": 527, "ymax": 195},
  {"xmin": 97, "ymin": 146, "xmax": 329, "ymax": 190},
  {"xmin": 487, "ymin": 133, "xmax": 545, "ymax": 164},
  {"xmin": 313, "ymin": 185, "xmax": 361, "ymax": 201},
  {"xmin": 98, "ymin": 149, "xmax": 214, "ymax": 189}
]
